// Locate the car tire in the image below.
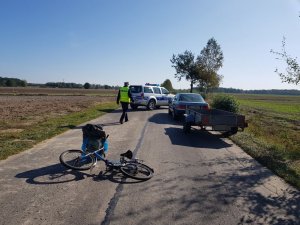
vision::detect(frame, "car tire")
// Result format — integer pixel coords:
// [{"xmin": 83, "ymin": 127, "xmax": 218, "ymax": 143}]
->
[
  {"xmin": 172, "ymin": 109, "xmax": 178, "ymax": 120},
  {"xmin": 147, "ymin": 99, "xmax": 156, "ymax": 110}
]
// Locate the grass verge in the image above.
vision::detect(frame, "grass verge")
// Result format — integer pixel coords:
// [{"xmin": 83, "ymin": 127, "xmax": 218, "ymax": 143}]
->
[
  {"xmin": 228, "ymin": 94, "xmax": 300, "ymax": 189},
  {"xmin": 0, "ymin": 102, "xmax": 119, "ymax": 160}
]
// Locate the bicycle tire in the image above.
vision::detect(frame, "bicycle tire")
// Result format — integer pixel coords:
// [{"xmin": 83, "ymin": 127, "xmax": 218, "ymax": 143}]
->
[
  {"xmin": 59, "ymin": 150, "xmax": 95, "ymax": 170},
  {"xmin": 120, "ymin": 162, "xmax": 153, "ymax": 180},
  {"xmin": 183, "ymin": 122, "xmax": 191, "ymax": 134}
]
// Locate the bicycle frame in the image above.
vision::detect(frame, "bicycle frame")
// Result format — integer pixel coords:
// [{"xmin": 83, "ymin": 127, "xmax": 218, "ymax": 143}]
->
[
  {"xmin": 59, "ymin": 143, "xmax": 154, "ymax": 180},
  {"xmin": 80, "ymin": 136, "xmax": 140, "ymax": 169},
  {"xmin": 82, "ymin": 147, "xmax": 129, "ymax": 169}
]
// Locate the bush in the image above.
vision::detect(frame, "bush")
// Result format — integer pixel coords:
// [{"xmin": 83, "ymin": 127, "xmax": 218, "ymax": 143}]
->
[{"xmin": 211, "ymin": 94, "xmax": 239, "ymax": 113}]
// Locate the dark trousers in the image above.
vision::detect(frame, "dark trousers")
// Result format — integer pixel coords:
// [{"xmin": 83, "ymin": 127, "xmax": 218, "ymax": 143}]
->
[{"xmin": 120, "ymin": 102, "xmax": 129, "ymax": 122}]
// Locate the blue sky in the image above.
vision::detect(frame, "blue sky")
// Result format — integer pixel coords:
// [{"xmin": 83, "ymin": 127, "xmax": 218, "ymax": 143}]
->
[{"xmin": 0, "ymin": 0, "xmax": 299, "ymax": 90}]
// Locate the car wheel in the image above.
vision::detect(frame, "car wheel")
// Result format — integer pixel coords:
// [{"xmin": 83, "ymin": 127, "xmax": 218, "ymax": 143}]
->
[
  {"xmin": 147, "ymin": 99, "xmax": 156, "ymax": 110},
  {"xmin": 172, "ymin": 109, "xmax": 178, "ymax": 120}
]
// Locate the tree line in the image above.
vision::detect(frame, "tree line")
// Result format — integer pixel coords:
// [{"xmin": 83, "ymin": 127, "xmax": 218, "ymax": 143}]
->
[
  {"xmin": 0, "ymin": 77, "xmax": 27, "ymax": 87},
  {"xmin": 43, "ymin": 82, "xmax": 119, "ymax": 90},
  {"xmin": 0, "ymin": 77, "xmax": 119, "ymax": 89},
  {"xmin": 160, "ymin": 79, "xmax": 300, "ymax": 95},
  {"xmin": 212, "ymin": 87, "xmax": 300, "ymax": 96}
]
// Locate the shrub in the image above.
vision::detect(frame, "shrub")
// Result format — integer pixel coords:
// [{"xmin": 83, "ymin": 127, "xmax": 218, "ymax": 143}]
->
[
  {"xmin": 211, "ymin": 94, "xmax": 239, "ymax": 113},
  {"xmin": 200, "ymin": 92, "xmax": 207, "ymax": 100}
]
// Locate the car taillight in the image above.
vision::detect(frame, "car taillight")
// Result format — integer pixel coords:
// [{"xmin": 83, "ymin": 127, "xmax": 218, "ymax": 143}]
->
[
  {"xmin": 176, "ymin": 105, "xmax": 186, "ymax": 110},
  {"xmin": 202, "ymin": 105, "xmax": 209, "ymax": 110}
]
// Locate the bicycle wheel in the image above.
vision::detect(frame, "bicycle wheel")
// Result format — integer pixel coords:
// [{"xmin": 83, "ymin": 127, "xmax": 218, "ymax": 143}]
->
[
  {"xmin": 59, "ymin": 150, "xmax": 95, "ymax": 170},
  {"xmin": 120, "ymin": 162, "xmax": 153, "ymax": 180}
]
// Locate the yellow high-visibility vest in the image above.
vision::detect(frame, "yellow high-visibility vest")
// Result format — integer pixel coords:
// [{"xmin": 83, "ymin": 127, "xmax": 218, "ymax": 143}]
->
[{"xmin": 120, "ymin": 86, "xmax": 130, "ymax": 103}]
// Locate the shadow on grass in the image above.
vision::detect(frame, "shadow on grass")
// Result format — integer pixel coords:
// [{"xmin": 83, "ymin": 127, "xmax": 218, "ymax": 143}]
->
[
  {"xmin": 97, "ymin": 108, "xmax": 119, "ymax": 113},
  {"xmin": 59, "ymin": 125, "xmax": 78, "ymax": 129}
]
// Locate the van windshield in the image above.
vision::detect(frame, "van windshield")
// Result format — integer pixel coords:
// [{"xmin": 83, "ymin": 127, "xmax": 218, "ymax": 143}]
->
[{"xmin": 130, "ymin": 86, "xmax": 142, "ymax": 93}]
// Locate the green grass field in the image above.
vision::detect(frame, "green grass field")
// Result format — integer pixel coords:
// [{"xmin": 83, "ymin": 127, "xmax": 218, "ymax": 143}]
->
[
  {"xmin": 0, "ymin": 87, "xmax": 119, "ymax": 160},
  {"xmin": 0, "ymin": 102, "xmax": 118, "ymax": 160},
  {"xmin": 228, "ymin": 94, "xmax": 300, "ymax": 188}
]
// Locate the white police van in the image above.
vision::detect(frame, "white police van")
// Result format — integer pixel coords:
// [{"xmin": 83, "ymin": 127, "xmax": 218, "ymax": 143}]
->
[{"xmin": 129, "ymin": 83, "xmax": 174, "ymax": 110}]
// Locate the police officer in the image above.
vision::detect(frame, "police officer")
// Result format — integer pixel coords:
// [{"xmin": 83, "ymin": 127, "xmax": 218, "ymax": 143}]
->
[{"xmin": 116, "ymin": 82, "xmax": 133, "ymax": 124}]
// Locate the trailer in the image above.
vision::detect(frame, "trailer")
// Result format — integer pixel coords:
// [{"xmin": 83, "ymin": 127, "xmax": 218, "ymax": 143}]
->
[{"xmin": 183, "ymin": 107, "xmax": 248, "ymax": 136}]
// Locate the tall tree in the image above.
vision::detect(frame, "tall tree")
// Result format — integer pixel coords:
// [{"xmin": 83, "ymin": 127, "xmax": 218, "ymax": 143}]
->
[
  {"xmin": 170, "ymin": 50, "xmax": 198, "ymax": 93},
  {"xmin": 271, "ymin": 37, "xmax": 300, "ymax": 85},
  {"xmin": 171, "ymin": 38, "xmax": 224, "ymax": 93},
  {"xmin": 161, "ymin": 79, "xmax": 174, "ymax": 92},
  {"xmin": 197, "ymin": 69, "xmax": 223, "ymax": 93},
  {"xmin": 196, "ymin": 38, "xmax": 224, "ymax": 92}
]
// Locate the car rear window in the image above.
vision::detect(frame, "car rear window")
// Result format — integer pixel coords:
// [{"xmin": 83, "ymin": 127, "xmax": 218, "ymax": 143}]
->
[
  {"xmin": 130, "ymin": 86, "xmax": 142, "ymax": 93},
  {"xmin": 179, "ymin": 94, "xmax": 205, "ymax": 102}
]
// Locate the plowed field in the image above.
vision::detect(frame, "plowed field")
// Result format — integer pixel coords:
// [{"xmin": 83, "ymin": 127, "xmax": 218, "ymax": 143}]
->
[{"xmin": 0, "ymin": 87, "xmax": 117, "ymax": 127}]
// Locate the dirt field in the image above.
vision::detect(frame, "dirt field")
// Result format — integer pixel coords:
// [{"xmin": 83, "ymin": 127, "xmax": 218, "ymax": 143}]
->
[
  {"xmin": 0, "ymin": 87, "xmax": 117, "ymax": 128},
  {"xmin": 0, "ymin": 87, "xmax": 117, "ymax": 95}
]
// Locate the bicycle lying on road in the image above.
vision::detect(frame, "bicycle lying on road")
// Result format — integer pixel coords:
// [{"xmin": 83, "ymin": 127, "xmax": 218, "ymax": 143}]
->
[{"xmin": 59, "ymin": 135, "xmax": 154, "ymax": 181}]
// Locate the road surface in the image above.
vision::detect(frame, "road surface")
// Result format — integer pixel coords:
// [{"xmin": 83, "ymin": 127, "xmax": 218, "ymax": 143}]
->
[{"xmin": 0, "ymin": 108, "xmax": 299, "ymax": 225}]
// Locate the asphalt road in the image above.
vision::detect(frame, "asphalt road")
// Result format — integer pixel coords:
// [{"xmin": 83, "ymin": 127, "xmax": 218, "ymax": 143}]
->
[{"xmin": 0, "ymin": 108, "xmax": 299, "ymax": 225}]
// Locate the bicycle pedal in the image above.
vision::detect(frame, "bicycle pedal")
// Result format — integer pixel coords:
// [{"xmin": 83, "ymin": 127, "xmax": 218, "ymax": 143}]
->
[{"xmin": 90, "ymin": 166, "xmax": 95, "ymax": 173}]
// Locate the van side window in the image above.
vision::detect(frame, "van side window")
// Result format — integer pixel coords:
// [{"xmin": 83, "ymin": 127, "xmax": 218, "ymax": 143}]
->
[
  {"xmin": 161, "ymin": 88, "xmax": 169, "ymax": 94},
  {"xmin": 144, "ymin": 87, "xmax": 153, "ymax": 93},
  {"xmin": 153, "ymin": 87, "xmax": 161, "ymax": 94}
]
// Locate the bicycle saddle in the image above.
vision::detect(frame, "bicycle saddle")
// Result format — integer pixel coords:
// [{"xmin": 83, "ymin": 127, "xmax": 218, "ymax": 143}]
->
[{"xmin": 120, "ymin": 150, "xmax": 133, "ymax": 159}]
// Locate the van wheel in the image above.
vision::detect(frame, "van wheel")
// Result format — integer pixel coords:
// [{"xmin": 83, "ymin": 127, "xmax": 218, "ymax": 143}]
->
[{"xmin": 147, "ymin": 100, "xmax": 156, "ymax": 110}]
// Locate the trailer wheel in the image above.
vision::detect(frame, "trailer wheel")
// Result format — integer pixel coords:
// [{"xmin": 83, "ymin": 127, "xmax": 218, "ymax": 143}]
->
[
  {"xmin": 222, "ymin": 127, "xmax": 238, "ymax": 137},
  {"xmin": 231, "ymin": 127, "xmax": 238, "ymax": 135},
  {"xmin": 183, "ymin": 122, "xmax": 191, "ymax": 134},
  {"xmin": 222, "ymin": 131, "xmax": 231, "ymax": 138}
]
